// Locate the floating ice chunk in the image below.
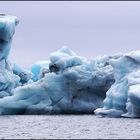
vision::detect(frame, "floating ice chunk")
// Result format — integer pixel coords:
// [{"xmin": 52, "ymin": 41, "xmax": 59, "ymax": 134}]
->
[
  {"xmin": 95, "ymin": 51, "xmax": 140, "ymax": 118},
  {"xmin": 0, "ymin": 47, "xmax": 116, "ymax": 114},
  {"xmin": 0, "ymin": 14, "xmax": 20, "ymax": 97},
  {"xmin": 30, "ymin": 61, "xmax": 50, "ymax": 81}
]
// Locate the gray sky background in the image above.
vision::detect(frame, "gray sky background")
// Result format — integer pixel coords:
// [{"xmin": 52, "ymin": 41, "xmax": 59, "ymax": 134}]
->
[{"xmin": 0, "ymin": 1, "xmax": 140, "ymax": 68}]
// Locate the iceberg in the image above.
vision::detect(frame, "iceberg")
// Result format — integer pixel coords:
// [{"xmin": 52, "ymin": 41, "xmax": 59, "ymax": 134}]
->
[
  {"xmin": 0, "ymin": 45, "xmax": 116, "ymax": 114},
  {"xmin": 30, "ymin": 61, "xmax": 50, "ymax": 81},
  {"xmin": 1, "ymin": 14, "xmax": 140, "ymax": 117},
  {"xmin": 0, "ymin": 14, "xmax": 20, "ymax": 98},
  {"xmin": 94, "ymin": 51, "xmax": 140, "ymax": 118}
]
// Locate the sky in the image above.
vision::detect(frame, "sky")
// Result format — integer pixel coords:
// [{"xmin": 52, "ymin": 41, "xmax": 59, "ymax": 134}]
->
[{"xmin": 0, "ymin": 1, "xmax": 140, "ymax": 68}]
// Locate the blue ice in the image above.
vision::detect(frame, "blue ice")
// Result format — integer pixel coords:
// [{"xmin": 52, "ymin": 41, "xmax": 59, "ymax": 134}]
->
[
  {"xmin": 0, "ymin": 45, "xmax": 115, "ymax": 114},
  {"xmin": 1, "ymin": 15, "xmax": 140, "ymax": 117}
]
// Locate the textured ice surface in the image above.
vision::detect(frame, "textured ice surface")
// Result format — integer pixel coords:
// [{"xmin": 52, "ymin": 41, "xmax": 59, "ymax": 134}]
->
[
  {"xmin": 0, "ymin": 60, "xmax": 20, "ymax": 98},
  {"xmin": 12, "ymin": 63, "xmax": 33, "ymax": 85},
  {"xmin": 0, "ymin": 47, "xmax": 117, "ymax": 114},
  {"xmin": 95, "ymin": 51, "xmax": 140, "ymax": 118},
  {"xmin": 0, "ymin": 14, "xmax": 19, "ymax": 60},
  {"xmin": 0, "ymin": 15, "xmax": 20, "ymax": 98},
  {"xmin": 31, "ymin": 61, "xmax": 50, "ymax": 81},
  {"xmin": 49, "ymin": 46, "xmax": 85, "ymax": 73},
  {"xmin": 1, "ymin": 15, "xmax": 140, "ymax": 117}
]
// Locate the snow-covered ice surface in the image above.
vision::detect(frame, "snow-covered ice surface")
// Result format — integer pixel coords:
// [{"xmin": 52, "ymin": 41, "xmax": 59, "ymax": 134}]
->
[{"xmin": 0, "ymin": 115, "xmax": 140, "ymax": 139}]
